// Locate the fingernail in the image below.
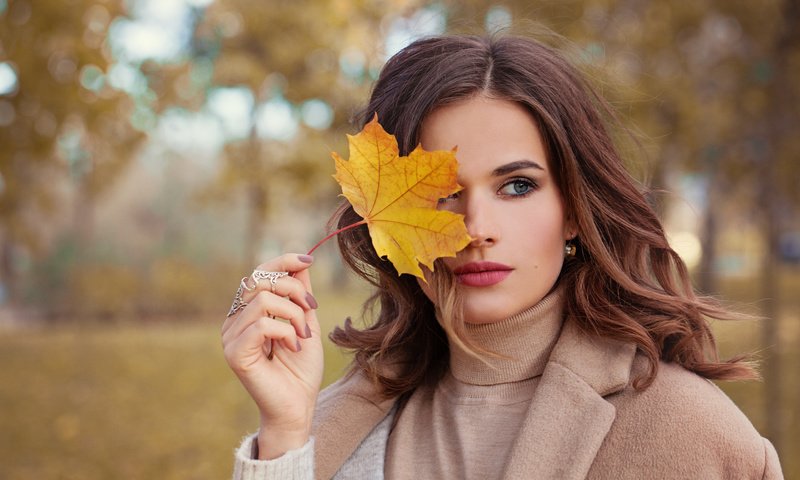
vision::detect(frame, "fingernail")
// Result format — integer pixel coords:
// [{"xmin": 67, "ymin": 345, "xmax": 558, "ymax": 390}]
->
[
  {"xmin": 295, "ymin": 340, "xmax": 302, "ymax": 352},
  {"xmin": 305, "ymin": 292, "xmax": 318, "ymax": 309},
  {"xmin": 298, "ymin": 254, "xmax": 313, "ymax": 264},
  {"xmin": 304, "ymin": 324, "xmax": 312, "ymax": 338}
]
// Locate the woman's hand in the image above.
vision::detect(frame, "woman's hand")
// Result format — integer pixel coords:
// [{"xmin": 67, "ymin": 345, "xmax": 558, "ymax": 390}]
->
[{"xmin": 221, "ymin": 253, "xmax": 324, "ymax": 459}]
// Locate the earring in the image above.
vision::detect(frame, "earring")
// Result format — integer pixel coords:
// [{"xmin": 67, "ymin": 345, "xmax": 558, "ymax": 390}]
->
[{"xmin": 565, "ymin": 242, "xmax": 576, "ymax": 257}]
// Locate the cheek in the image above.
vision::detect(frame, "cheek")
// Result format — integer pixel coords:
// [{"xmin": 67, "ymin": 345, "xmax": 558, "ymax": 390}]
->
[{"xmin": 523, "ymin": 210, "xmax": 568, "ymax": 253}]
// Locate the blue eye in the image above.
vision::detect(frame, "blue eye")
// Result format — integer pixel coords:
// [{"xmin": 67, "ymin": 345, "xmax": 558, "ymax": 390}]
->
[{"xmin": 499, "ymin": 178, "xmax": 536, "ymax": 196}]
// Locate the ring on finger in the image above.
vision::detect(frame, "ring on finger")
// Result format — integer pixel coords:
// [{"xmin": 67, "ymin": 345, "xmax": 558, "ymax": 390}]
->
[
  {"xmin": 226, "ymin": 283, "xmax": 248, "ymax": 317},
  {"xmin": 240, "ymin": 276, "xmax": 256, "ymax": 292},
  {"xmin": 250, "ymin": 270, "xmax": 289, "ymax": 294}
]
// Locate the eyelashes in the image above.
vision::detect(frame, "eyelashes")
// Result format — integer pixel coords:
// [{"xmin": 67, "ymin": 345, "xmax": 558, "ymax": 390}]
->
[
  {"xmin": 438, "ymin": 176, "xmax": 539, "ymax": 205},
  {"xmin": 498, "ymin": 177, "xmax": 539, "ymax": 197}
]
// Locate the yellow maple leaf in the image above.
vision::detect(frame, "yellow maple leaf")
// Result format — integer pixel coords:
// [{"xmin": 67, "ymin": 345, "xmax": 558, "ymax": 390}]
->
[{"xmin": 331, "ymin": 115, "xmax": 472, "ymax": 280}]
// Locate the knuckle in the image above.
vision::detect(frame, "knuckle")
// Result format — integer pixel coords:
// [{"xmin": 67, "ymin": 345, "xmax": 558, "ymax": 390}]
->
[
  {"xmin": 287, "ymin": 303, "xmax": 304, "ymax": 322},
  {"xmin": 251, "ymin": 291, "xmax": 271, "ymax": 306},
  {"xmin": 222, "ymin": 344, "xmax": 238, "ymax": 366},
  {"xmin": 253, "ymin": 316, "xmax": 272, "ymax": 330},
  {"xmin": 283, "ymin": 276, "xmax": 303, "ymax": 292}
]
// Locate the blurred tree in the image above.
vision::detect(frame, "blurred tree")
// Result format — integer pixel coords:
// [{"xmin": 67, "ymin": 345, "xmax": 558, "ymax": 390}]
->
[
  {"xmin": 758, "ymin": 0, "xmax": 799, "ymax": 458},
  {"xmin": 0, "ymin": 0, "xmax": 144, "ymax": 305},
  {"xmin": 168, "ymin": 0, "xmax": 408, "ymax": 269}
]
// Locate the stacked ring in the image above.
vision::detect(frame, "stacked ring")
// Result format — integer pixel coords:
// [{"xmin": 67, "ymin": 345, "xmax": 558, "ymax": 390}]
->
[
  {"xmin": 226, "ymin": 270, "xmax": 289, "ymax": 318},
  {"xmin": 227, "ymin": 283, "xmax": 248, "ymax": 317},
  {"xmin": 250, "ymin": 270, "xmax": 289, "ymax": 293}
]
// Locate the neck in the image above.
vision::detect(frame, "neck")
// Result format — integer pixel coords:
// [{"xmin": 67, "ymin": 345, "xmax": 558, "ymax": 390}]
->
[{"xmin": 448, "ymin": 287, "xmax": 565, "ymax": 385}]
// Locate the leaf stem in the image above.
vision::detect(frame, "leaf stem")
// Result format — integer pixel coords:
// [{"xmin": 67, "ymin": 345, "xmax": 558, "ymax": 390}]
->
[{"xmin": 306, "ymin": 219, "xmax": 367, "ymax": 255}]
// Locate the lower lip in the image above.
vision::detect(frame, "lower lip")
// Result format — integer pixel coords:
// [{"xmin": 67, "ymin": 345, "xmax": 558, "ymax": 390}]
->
[{"xmin": 456, "ymin": 270, "xmax": 512, "ymax": 287}]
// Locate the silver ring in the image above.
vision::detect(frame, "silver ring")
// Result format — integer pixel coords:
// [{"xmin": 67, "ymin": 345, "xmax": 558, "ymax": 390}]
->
[
  {"xmin": 227, "ymin": 283, "xmax": 248, "ymax": 317},
  {"xmin": 240, "ymin": 276, "xmax": 256, "ymax": 292},
  {"xmin": 250, "ymin": 270, "xmax": 288, "ymax": 294}
]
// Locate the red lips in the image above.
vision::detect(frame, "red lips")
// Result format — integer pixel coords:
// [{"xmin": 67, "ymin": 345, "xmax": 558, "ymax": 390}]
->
[{"xmin": 453, "ymin": 261, "xmax": 513, "ymax": 287}]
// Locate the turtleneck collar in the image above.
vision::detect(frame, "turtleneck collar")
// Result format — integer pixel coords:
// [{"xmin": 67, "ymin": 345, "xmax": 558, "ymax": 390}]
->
[{"xmin": 447, "ymin": 286, "xmax": 565, "ymax": 386}]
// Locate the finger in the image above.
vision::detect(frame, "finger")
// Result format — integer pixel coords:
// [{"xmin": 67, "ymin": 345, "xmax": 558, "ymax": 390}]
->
[
  {"xmin": 222, "ymin": 284, "xmax": 311, "ymax": 343},
  {"xmin": 249, "ymin": 291, "xmax": 309, "ymax": 340},
  {"xmin": 224, "ymin": 287, "xmax": 314, "ymax": 345},
  {"xmin": 222, "ymin": 296, "xmax": 291, "ymax": 345},
  {"xmin": 222, "ymin": 301, "xmax": 245, "ymax": 337},
  {"xmin": 255, "ymin": 253, "xmax": 314, "ymax": 276},
  {"xmin": 241, "ymin": 274, "xmax": 317, "ymax": 312},
  {"xmin": 223, "ymin": 254, "xmax": 314, "ymax": 338},
  {"xmin": 245, "ymin": 316, "xmax": 302, "ymax": 354},
  {"xmin": 224, "ymin": 317, "xmax": 300, "ymax": 373},
  {"xmin": 292, "ymin": 267, "xmax": 314, "ymax": 294},
  {"xmin": 292, "ymin": 268, "xmax": 319, "ymax": 337}
]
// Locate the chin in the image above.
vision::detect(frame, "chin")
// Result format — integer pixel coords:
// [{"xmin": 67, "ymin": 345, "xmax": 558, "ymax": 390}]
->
[{"xmin": 461, "ymin": 305, "xmax": 509, "ymax": 325}]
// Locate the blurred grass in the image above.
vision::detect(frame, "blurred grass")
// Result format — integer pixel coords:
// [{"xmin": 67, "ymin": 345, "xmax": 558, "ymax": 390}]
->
[
  {"xmin": 0, "ymin": 270, "xmax": 797, "ymax": 479},
  {"xmin": 0, "ymin": 282, "xmax": 370, "ymax": 480},
  {"xmin": 711, "ymin": 267, "xmax": 800, "ymax": 478}
]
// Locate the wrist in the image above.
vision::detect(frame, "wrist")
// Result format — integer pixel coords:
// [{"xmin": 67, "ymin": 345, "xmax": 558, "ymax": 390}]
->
[{"xmin": 256, "ymin": 423, "xmax": 311, "ymax": 460}]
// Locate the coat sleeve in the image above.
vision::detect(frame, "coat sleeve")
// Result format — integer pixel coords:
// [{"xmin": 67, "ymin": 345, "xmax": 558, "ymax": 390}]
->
[
  {"xmin": 231, "ymin": 433, "xmax": 314, "ymax": 480},
  {"xmin": 761, "ymin": 438, "xmax": 784, "ymax": 480}
]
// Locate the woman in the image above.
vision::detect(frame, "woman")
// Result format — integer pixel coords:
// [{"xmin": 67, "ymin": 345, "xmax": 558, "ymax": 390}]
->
[{"xmin": 221, "ymin": 35, "xmax": 783, "ymax": 479}]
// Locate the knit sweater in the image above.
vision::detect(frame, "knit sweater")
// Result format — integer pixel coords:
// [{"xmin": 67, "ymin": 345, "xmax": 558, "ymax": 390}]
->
[{"xmin": 384, "ymin": 288, "xmax": 563, "ymax": 479}]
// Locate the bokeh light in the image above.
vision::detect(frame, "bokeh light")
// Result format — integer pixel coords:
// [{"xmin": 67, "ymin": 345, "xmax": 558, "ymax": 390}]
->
[{"xmin": 0, "ymin": 62, "xmax": 19, "ymax": 95}]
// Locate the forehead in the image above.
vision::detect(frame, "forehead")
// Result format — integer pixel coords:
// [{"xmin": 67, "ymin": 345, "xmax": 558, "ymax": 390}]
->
[{"xmin": 419, "ymin": 96, "xmax": 549, "ymax": 176}]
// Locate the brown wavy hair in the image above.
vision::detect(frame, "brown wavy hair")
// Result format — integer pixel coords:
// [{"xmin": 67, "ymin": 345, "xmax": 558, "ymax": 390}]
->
[{"xmin": 329, "ymin": 34, "xmax": 755, "ymax": 398}]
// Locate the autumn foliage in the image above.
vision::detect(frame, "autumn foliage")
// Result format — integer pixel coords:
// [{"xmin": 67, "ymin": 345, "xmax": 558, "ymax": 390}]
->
[{"xmin": 327, "ymin": 115, "xmax": 472, "ymax": 279}]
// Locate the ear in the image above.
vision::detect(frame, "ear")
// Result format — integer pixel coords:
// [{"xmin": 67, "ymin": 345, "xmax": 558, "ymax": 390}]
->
[{"xmin": 563, "ymin": 214, "xmax": 578, "ymax": 241}]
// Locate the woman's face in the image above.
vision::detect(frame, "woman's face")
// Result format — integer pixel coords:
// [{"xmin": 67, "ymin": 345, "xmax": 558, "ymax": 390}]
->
[{"xmin": 419, "ymin": 96, "xmax": 575, "ymax": 324}]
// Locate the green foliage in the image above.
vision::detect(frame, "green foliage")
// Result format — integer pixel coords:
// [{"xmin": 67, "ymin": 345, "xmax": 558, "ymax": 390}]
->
[{"xmin": 0, "ymin": 0, "xmax": 146, "ymax": 305}]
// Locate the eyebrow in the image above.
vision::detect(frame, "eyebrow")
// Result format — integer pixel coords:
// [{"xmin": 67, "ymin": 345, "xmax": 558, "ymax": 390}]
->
[{"xmin": 491, "ymin": 160, "xmax": 545, "ymax": 177}]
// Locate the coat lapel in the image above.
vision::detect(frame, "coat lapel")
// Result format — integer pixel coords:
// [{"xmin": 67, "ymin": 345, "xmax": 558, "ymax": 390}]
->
[
  {"xmin": 502, "ymin": 319, "xmax": 637, "ymax": 479},
  {"xmin": 312, "ymin": 372, "xmax": 395, "ymax": 480}
]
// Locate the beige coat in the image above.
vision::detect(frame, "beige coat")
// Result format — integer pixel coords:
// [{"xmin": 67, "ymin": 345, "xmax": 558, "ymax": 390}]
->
[{"xmin": 310, "ymin": 319, "xmax": 783, "ymax": 479}]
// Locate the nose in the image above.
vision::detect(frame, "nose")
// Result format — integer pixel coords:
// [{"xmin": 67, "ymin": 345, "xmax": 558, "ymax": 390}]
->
[{"xmin": 463, "ymin": 193, "xmax": 497, "ymax": 248}]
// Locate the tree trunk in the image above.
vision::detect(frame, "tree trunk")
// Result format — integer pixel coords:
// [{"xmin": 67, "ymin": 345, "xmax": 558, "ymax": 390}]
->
[
  {"xmin": 759, "ymin": 171, "xmax": 781, "ymax": 456},
  {"xmin": 242, "ymin": 101, "xmax": 267, "ymax": 271},
  {"xmin": 73, "ymin": 185, "xmax": 95, "ymax": 259},
  {"xmin": 759, "ymin": 0, "xmax": 800, "ymax": 459},
  {"xmin": 0, "ymin": 229, "xmax": 18, "ymax": 306},
  {"xmin": 697, "ymin": 164, "xmax": 719, "ymax": 295},
  {"xmin": 242, "ymin": 182, "xmax": 267, "ymax": 270}
]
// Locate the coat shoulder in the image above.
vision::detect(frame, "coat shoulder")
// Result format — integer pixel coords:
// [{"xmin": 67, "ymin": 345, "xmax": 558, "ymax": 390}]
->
[
  {"xmin": 616, "ymin": 357, "xmax": 757, "ymax": 432},
  {"xmin": 600, "ymin": 354, "xmax": 780, "ymax": 478},
  {"xmin": 315, "ymin": 369, "xmax": 392, "ymax": 420}
]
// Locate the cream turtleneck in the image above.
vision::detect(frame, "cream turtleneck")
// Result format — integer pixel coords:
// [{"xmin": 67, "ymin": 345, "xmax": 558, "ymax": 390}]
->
[{"xmin": 385, "ymin": 288, "xmax": 565, "ymax": 480}]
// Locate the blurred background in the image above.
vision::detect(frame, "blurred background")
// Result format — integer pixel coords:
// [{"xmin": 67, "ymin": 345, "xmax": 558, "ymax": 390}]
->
[{"xmin": 0, "ymin": 0, "xmax": 797, "ymax": 478}]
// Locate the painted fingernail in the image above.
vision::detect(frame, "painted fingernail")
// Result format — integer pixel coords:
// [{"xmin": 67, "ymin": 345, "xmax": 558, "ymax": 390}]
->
[
  {"xmin": 295, "ymin": 340, "xmax": 302, "ymax": 352},
  {"xmin": 304, "ymin": 324, "xmax": 312, "ymax": 338},
  {"xmin": 305, "ymin": 292, "xmax": 318, "ymax": 309},
  {"xmin": 298, "ymin": 254, "xmax": 313, "ymax": 264}
]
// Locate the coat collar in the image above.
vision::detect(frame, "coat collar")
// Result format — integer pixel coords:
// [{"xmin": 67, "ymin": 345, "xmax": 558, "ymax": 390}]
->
[
  {"xmin": 312, "ymin": 318, "xmax": 637, "ymax": 479},
  {"xmin": 501, "ymin": 318, "xmax": 637, "ymax": 479},
  {"xmin": 311, "ymin": 371, "xmax": 395, "ymax": 480}
]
